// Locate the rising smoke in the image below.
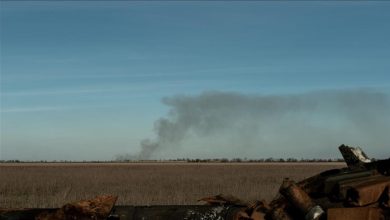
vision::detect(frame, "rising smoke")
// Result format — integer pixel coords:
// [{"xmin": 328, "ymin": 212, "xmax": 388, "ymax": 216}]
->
[{"xmin": 122, "ymin": 89, "xmax": 390, "ymax": 160}]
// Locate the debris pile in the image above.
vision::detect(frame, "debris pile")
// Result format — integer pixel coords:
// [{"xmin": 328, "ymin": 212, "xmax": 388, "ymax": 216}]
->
[
  {"xmin": 200, "ymin": 145, "xmax": 390, "ymax": 220},
  {"xmin": 0, "ymin": 145, "xmax": 389, "ymax": 220}
]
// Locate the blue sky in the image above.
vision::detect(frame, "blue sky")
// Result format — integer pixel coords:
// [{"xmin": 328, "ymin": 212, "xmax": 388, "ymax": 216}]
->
[{"xmin": 1, "ymin": 1, "xmax": 389, "ymax": 160}]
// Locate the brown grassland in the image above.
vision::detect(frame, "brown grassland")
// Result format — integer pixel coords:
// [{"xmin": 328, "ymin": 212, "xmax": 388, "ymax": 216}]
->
[{"xmin": 0, "ymin": 162, "xmax": 345, "ymax": 208}]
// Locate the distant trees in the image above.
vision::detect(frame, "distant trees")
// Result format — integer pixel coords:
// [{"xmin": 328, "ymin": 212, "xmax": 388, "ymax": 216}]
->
[
  {"xmin": 159, "ymin": 157, "xmax": 345, "ymax": 163},
  {"xmin": 0, "ymin": 158, "xmax": 348, "ymax": 163}
]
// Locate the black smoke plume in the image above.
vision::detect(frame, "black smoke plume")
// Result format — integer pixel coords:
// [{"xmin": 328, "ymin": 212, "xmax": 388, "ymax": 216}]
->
[{"xmin": 124, "ymin": 89, "xmax": 390, "ymax": 160}]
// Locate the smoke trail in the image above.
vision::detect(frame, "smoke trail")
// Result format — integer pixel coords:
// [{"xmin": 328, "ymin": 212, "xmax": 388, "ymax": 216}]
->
[{"xmin": 130, "ymin": 89, "xmax": 390, "ymax": 160}]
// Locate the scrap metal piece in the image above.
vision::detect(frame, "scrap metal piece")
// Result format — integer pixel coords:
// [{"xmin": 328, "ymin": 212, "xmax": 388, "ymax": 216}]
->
[
  {"xmin": 336, "ymin": 174, "xmax": 385, "ymax": 200},
  {"xmin": 305, "ymin": 206, "xmax": 324, "ymax": 220},
  {"xmin": 36, "ymin": 195, "xmax": 117, "ymax": 220},
  {"xmin": 279, "ymin": 179, "xmax": 324, "ymax": 220},
  {"xmin": 345, "ymin": 176, "xmax": 390, "ymax": 206},
  {"xmin": 323, "ymin": 170, "xmax": 376, "ymax": 195},
  {"xmin": 339, "ymin": 144, "xmax": 390, "ymax": 176},
  {"xmin": 327, "ymin": 207, "xmax": 385, "ymax": 220},
  {"xmin": 374, "ymin": 159, "xmax": 390, "ymax": 176},
  {"xmin": 384, "ymin": 185, "xmax": 390, "ymax": 208},
  {"xmin": 339, "ymin": 145, "xmax": 371, "ymax": 170},
  {"xmin": 0, "ymin": 208, "xmax": 57, "ymax": 220},
  {"xmin": 108, "ymin": 205, "xmax": 247, "ymax": 220},
  {"xmin": 268, "ymin": 206, "xmax": 294, "ymax": 220},
  {"xmin": 249, "ymin": 209, "xmax": 266, "ymax": 220},
  {"xmin": 245, "ymin": 200, "xmax": 269, "ymax": 220},
  {"xmin": 199, "ymin": 194, "xmax": 249, "ymax": 206}
]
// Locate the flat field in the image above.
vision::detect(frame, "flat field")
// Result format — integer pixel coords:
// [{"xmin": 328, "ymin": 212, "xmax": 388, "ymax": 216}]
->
[{"xmin": 0, "ymin": 162, "xmax": 344, "ymax": 208}]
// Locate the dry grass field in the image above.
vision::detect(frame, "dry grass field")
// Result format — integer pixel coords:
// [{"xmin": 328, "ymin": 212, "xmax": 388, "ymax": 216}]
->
[{"xmin": 0, "ymin": 162, "xmax": 345, "ymax": 208}]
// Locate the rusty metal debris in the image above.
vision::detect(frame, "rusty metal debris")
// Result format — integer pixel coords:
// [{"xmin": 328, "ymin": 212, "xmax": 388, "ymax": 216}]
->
[
  {"xmin": 0, "ymin": 145, "xmax": 389, "ymax": 220},
  {"xmin": 0, "ymin": 195, "xmax": 117, "ymax": 220},
  {"xmin": 36, "ymin": 195, "xmax": 117, "ymax": 220},
  {"xmin": 279, "ymin": 178, "xmax": 324, "ymax": 220},
  {"xmin": 327, "ymin": 207, "xmax": 385, "ymax": 220}
]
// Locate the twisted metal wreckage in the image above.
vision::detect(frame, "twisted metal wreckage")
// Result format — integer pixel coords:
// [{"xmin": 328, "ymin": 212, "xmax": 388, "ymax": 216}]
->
[{"xmin": 1, "ymin": 145, "xmax": 389, "ymax": 220}]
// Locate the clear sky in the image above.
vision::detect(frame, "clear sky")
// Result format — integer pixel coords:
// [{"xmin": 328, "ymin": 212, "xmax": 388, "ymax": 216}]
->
[{"xmin": 1, "ymin": 1, "xmax": 389, "ymax": 161}]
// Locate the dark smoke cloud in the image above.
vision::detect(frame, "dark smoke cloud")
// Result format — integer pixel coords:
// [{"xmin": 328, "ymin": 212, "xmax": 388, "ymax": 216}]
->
[{"xmin": 125, "ymin": 89, "xmax": 390, "ymax": 160}]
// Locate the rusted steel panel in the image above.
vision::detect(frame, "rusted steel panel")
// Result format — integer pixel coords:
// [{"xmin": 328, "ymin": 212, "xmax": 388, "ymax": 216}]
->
[
  {"xmin": 327, "ymin": 207, "xmax": 385, "ymax": 220},
  {"xmin": 345, "ymin": 176, "xmax": 390, "ymax": 206},
  {"xmin": 323, "ymin": 170, "xmax": 375, "ymax": 195},
  {"xmin": 337, "ymin": 174, "xmax": 385, "ymax": 200}
]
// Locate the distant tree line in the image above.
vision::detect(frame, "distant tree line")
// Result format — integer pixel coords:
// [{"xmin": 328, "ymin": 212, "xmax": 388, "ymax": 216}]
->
[
  {"xmin": 0, "ymin": 158, "xmax": 346, "ymax": 163},
  {"xmin": 0, "ymin": 160, "xmax": 116, "ymax": 163},
  {"xmin": 153, "ymin": 158, "xmax": 346, "ymax": 163}
]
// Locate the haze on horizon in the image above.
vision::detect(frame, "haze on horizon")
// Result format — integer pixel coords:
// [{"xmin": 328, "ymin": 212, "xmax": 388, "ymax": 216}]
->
[{"xmin": 1, "ymin": 1, "xmax": 389, "ymax": 161}]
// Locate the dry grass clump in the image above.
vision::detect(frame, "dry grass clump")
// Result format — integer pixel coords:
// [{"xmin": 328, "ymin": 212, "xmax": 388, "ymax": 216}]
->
[{"xmin": 0, "ymin": 163, "xmax": 344, "ymax": 208}]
